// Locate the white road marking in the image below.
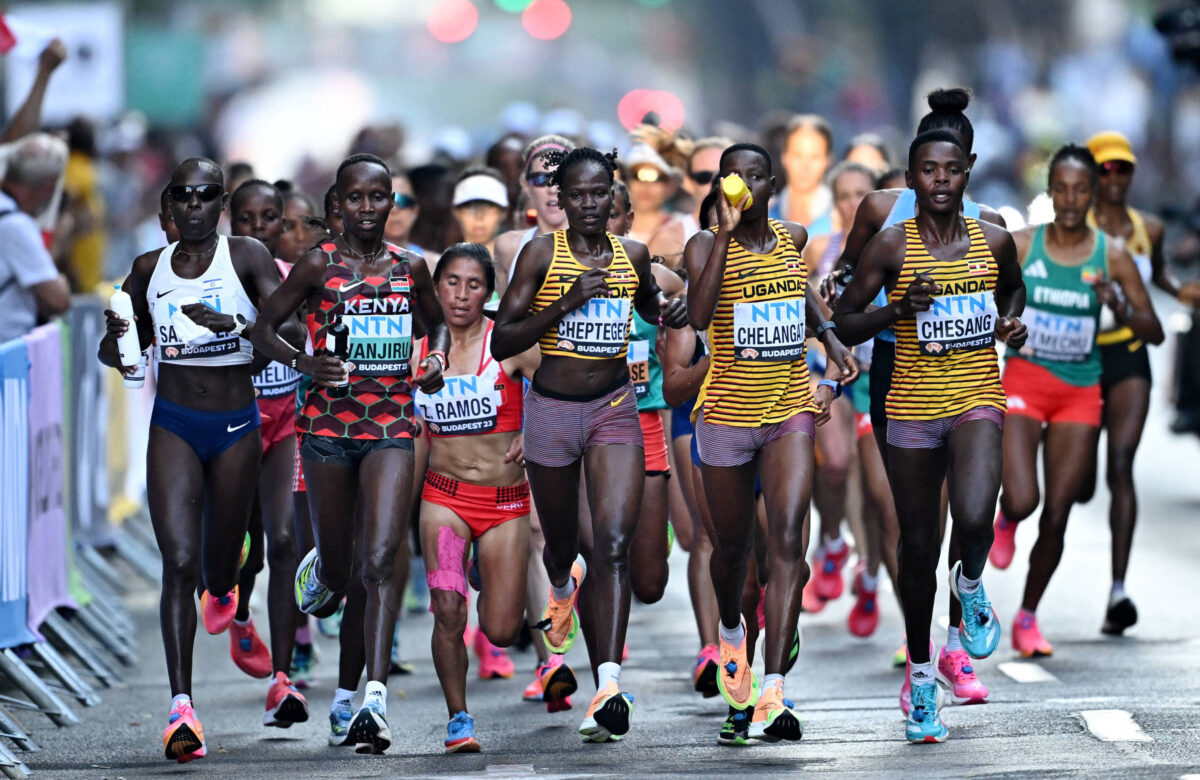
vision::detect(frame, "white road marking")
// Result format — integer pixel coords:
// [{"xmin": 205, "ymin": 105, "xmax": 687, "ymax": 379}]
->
[
  {"xmin": 998, "ymin": 661, "xmax": 1059, "ymax": 683},
  {"xmin": 1079, "ymin": 709, "xmax": 1152, "ymax": 742}
]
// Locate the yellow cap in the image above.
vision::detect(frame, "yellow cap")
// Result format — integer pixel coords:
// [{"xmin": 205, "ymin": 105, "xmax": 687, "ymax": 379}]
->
[{"xmin": 1086, "ymin": 131, "xmax": 1137, "ymax": 166}]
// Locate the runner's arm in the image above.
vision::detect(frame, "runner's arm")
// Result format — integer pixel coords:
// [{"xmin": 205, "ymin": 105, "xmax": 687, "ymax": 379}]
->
[
  {"xmin": 990, "ymin": 227, "xmax": 1025, "ymax": 321},
  {"xmin": 683, "ymin": 230, "xmax": 725, "ymax": 330},
  {"xmin": 662, "ymin": 325, "xmax": 708, "ymax": 407},
  {"xmin": 832, "ymin": 229, "xmax": 905, "ymax": 346},
  {"xmin": 98, "ymin": 252, "xmax": 156, "ymax": 370},
  {"xmin": 410, "ymin": 254, "xmax": 447, "ymax": 392},
  {"xmin": 491, "ymin": 237, "xmax": 577, "ymax": 360},
  {"xmin": 250, "ymin": 248, "xmax": 330, "ymax": 378},
  {"xmin": 1108, "ymin": 244, "xmax": 1164, "ymax": 346}
]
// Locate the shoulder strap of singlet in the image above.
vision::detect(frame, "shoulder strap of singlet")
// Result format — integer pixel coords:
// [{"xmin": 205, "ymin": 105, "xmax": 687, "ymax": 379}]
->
[
  {"xmin": 883, "ymin": 189, "xmax": 917, "ymax": 229},
  {"xmin": 1026, "ymin": 223, "xmax": 1046, "ymax": 267},
  {"xmin": 479, "ymin": 319, "xmax": 496, "ymax": 374},
  {"xmin": 1127, "ymin": 208, "xmax": 1150, "ymax": 251},
  {"xmin": 963, "ymin": 197, "xmax": 982, "ymax": 219}
]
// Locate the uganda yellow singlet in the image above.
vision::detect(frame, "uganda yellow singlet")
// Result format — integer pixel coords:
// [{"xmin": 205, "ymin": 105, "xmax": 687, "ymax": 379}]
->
[
  {"xmin": 694, "ymin": 219, "xmax": 818, "ymax": 427},
  {"xmin": 530, "ymin": 230, "xmax": 638, "ymax": 360},
  {"xmin": 886, "ymin": 217, "xmax": 1005, "ymax": 421},
  {"xmin": 1086, "ymin": 207, "xmax": 1151, "ymax": 347}
]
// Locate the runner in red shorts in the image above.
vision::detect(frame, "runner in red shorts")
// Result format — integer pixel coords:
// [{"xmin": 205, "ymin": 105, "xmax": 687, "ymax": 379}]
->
[
  {"xmin": 412, "ymin": 243, "xmax": 540, "ymax": 753},
  {"xmin": 990, "ymin": 145, "xmax": 1161, "ymax": 658}
]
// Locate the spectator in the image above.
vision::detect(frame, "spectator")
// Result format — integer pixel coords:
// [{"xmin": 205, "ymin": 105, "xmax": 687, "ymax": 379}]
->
[
  {"xmin": 0, "ymin": 133, "xmax": 71, "ymax": 336},
  {"xmin": 63, "ymin": 117, "xmax": 106, "ymax": 292},
  {"xmin": 0, "ymin": 38, "xmax": 67, "ymax": 144}
]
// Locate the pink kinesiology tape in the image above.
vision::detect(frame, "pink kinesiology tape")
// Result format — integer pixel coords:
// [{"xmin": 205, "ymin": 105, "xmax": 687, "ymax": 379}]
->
[{"xmin": 426, "ymin": 525, "xmax": 468, "ymax": 600}]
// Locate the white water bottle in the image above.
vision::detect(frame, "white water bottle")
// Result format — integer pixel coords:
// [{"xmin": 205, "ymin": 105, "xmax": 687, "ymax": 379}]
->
[{"xmin": 110, "ymin": 284, "xmax": 141, "ymax": 369}]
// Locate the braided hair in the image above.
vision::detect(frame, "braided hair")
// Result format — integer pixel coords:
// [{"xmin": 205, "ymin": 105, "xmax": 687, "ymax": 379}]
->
[{"xmin": 544, "ymin": 146, "xmax": 619, "ymax": 190}]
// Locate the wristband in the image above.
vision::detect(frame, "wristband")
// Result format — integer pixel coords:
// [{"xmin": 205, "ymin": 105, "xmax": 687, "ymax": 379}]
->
[
  {"xmin": 816, "ymin": 320, "xmax": 838, "ymax": 338},
  {"xmin": 426, "ymin": 350, "xmax": 448, "ymax": 372},
  {"xmin": 818, "ymin": 378, "xmax": 842, "ymax": 399},
  {"xmin": 290, "ymin": 351, "xmax": 303, "ymax": 371}
]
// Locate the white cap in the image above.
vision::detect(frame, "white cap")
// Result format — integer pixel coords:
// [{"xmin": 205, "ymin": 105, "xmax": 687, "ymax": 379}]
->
[
  {"xmin": 626, "ymin": 142, "xmax": 675, "ymax": 177},
  {"xmin": 453, "ymin": 175, "xmax": 509, "ymax": 208}
]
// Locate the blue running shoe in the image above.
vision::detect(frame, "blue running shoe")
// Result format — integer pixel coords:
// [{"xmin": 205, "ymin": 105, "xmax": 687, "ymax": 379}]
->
[
  {"xmin": 948, "ymin": 562, "xmax": 1000, "ymax": 659},
  {"xmin": 347, "ymin": 699, "xmax": 391, "ymax": 754},
  {"xmin": 295, "ymin": 548, "xmax": 339, "ymax": 618},
  {"xmin": 445, "ymin": 711, "xmax": 481, "ymax": 753},
  {"xmin": 905, "ymin": 681, "xmax": 948, "ymax": 744},
  {"xmin": 328, "ymin": 699, "xmax": 353, "ymax": 746}
]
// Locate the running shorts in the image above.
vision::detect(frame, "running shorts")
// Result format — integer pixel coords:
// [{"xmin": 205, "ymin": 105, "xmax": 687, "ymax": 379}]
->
[
  {"xmin": 1100, "ymin": 338, "xmax": 1152, "ymax": 397},
  {"xmin": 422, "ymin": 470, "xmax": 530, "ymax": 539},
  {"xmin": 671, "ymin": 396, "xmax": 696, "ymax": 440},
  {"xmin": 523, "ymin": 376, "xmax": 643, "ymax": 468},
  {"xmin": 1003, "ymin": 356, "xmax": 1101, "ymax": 427},
  {"xmin": 639, "ymin": 410, "xmax": 670, "ymax": 475},
  {"xmin": 886, "ymin": 406, "xmax": 1004, "ymax": 449},
  {"xmin": 300, "ymin": 433, "xmax": 413, "ymax": 468},
  {"xmin": 151, "ymin": 397, "xmax": 261, "ymax": 464},
  {"xmin": 257, "ymin": 394, "xmax": 296, "ymax": 455},
  {"xmin": 695, "ymin": 410, "xmax": 815, "ymax": 468}
]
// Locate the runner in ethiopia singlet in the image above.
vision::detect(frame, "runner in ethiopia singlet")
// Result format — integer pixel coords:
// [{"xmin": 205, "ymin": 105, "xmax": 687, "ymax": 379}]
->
[{"xmin": 298, "ymin": 241, "xmax": 417, "ymax": 440}]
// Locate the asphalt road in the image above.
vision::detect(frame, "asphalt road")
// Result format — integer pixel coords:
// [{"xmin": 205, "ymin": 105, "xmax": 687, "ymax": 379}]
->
[{"xmin": 18, "ymin": 356, "xmax": 1200, "ymax": 779}]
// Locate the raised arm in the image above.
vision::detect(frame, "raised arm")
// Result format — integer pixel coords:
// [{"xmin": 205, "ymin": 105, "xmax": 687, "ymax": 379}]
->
[
  {"xmin": 1103, "ymin": 244, "xmax": 1164, "ymax": 346},
  {"xmin": 1, "ymin": 39, "xmax": 66, "ymax": 143}
]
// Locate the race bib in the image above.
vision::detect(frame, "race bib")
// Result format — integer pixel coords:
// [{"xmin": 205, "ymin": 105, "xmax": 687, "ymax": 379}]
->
[
  {"xmin": 344, "ymin": 312, "xmax": 412, "ymax": 376},
  {"xmin": 415, "ymin": 373, "xmax": 501, "ymax": 435},
  {"xmin": 627, "ymin": 339, "xmax": 650, "ymax": 400},
  {"xmin": 733, "ymin": 297, "xmax": 806, "ymax": 361},
  {"xmin": 555, "ymin": 297, "xmax": 631, "ymax": 358},
  {"xmin": 915, "ymin": 292, "xmax": 996, "ymax": 356},
  {"xmin": 253, "ymin": 361, "xmax": 302, "ymax": 398},
  {"xmin": 1020, "ymin": 305, "xmax": 1095, "ymax": 363}
]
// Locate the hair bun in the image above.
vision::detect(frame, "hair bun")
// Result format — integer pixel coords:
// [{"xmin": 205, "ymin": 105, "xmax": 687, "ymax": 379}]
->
[{"xmin": 926, "ymin": 87, "xmax": 971, "ymax": 114}]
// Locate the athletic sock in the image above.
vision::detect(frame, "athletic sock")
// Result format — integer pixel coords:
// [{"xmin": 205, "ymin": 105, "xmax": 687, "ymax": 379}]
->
[
  {"xmin": 957, "ymin": 570, "xmax": 982, "ymax": 594},
  {"xmin": 171, "ymin": 693, "xmax": 191, "ymax": 712},
  {"xmin": 597, "ymin": 662, "xmax": 621, "ymax": 690},
  {"xmin": 860, "ymin": 571, "xmax": 880, "ymax": 592},
  {"xmin": 1110, "ymin": 581, "xmax": 1127, "ymax": 605},
  {"xmin": 945, "ymin": 627, "xmax": 963, "ymax": 653},
  {"xmin": 295, "ymin": 624, "xmax": 312, "ymax": 644},
  {"xmin": 909, "ymin": 662, "xmax": 935, "ymax": 689},
  {"xmin": 719, "ymin": 620, "xmax": 746, "ymax": 647},
  {"xmin": 333, "ymin": 681, "xmax": 355, "ymax": 705},
  {"xmin": 233, "ymin": 613, "xmax": 251, "ymax": 627},
  {"xmin": 823, "ymin": 535, "xmax": 847, "ymax": 555},
  {"xmin": 550, "ymin": 577, "xmax": 576, "ymax": 601},
  {"xmin": 364, "ymin": 681, "xmax": 387, "ymax": 715},
  {"xmin": 763, "ymin": 673, "xmax": 784, "ymax": 697}
]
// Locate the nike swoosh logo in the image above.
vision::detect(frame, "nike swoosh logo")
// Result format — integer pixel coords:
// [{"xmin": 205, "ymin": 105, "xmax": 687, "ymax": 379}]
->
[
  {"xmin": 610, "ymin": 391, "xmax": 629, "ymax": 407},
  {"xmin": 156, "ymin": 289, "xmax": 176, "ymax": 299},
  {"xmin": 737, "ymin": 267, "xmax": 760, "ymax": 280},
  {"xmin": 227, "ymin": 421, "xmax": 250, "ymax": 433},
  {"xmin": 339, "ymin": 279, "xmax": 366, "ymax": 292}
]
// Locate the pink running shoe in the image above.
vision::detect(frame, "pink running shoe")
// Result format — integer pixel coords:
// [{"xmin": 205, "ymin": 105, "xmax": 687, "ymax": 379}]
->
[
  {"xmin": 535, "ymin": 653, "xmax": 577, "ymax": 706},
  {"xmin": 230, "ymin": 616, "xmax": 273, "ymax": 679},
  {"xmin": 812, "ymin": 544, "xmax": 851, "ymax": 601},
  {"xmin": 989, "ymin": 512, "xmax": 1017, "ymax": 570},
  {"xmin": 474, "ymin": 628, "xmax": 515, "ymax": 679},
  {"xmin": 1012, "ymin": 612, "xmax": 1054, "ymax": 658},
  {"xmin": 201, "ymin": 587, "xmax": 238, "ymax": 636},
  {"xmin": 162, "ymin": 699, "xmax": 205, "ymax": 763},
  {"xmin": 263, "ymin": 671, "xmax": 310, "ymax": 727},
  {"xmin": 936, "ymin": 647, "xmax": 989, "ymax": 705},
  {"xmin": 801, "ymin": 577, "xmax": 826, "ymax": 615},
  {"xmin": 847, "ymin": 573, "xmax": 879, "ymax": 638}
]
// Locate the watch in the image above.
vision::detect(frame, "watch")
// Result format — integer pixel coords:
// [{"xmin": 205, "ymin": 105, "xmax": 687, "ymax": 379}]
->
[
  {"xmin": 290, "ymin": 351, "xmax": 303, "ymax": 371},
  {"xmin": 816, "ymin": 320, "xmax": 838, "ymax": 338},
  {"xmin": 230, "ymin": 313, "xmax": 248, "ymax": 337}
]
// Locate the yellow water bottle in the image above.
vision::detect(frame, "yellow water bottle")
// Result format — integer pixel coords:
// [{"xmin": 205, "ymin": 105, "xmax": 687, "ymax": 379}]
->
[{"xmin": 722, "ymin": 174, "xmax": 753, "ymax": 211}]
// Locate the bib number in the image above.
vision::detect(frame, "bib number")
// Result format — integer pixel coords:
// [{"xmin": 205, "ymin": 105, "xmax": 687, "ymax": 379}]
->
[
  {"xmin": 345, "ymin": 313, "xmax": 412, "ymax": 376},
  {"xmin": 555, "ymin": 297, "xmax": 631, "ymax": 358},
  {"xmin": 414, "ymin": 374, "xmax": 500, "ymax": 435},
  {"xmin": 627, "ymin": 339, "xmax": 650, "ymax": 399},
  {"xmin": 915, "ymin": 293, "xmax": 996, "ymax": 356},
  {"xmin": 1020, "ymin": 305, "xmax": 1095, "ymax": 363},
  {"xmin": 733, "ymin": 297, "xmax": 806, "ymax": 361}
]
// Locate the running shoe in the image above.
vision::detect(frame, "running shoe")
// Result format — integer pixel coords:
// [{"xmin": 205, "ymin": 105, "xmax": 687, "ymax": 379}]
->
[
  {"xmin": 348, "ymin": 700, "xmax": 391, "ymax": 754},
  {"xmin": 784, "ymin": 628, "xmax": 801, "ymax": 675},
  {"xmin": 578, "ymin": 682, "xmax": 634, "ymax": 743},
  {"xmin": 716, "ymin": 617, "xmax": 758, "ymax": 711},
  {"xmin": 748, "ymin": 684, "xmax": 803, "ymax": 742},
  {"xmin": 693, "ymin": 644, "xmax": 719, "ymax": 698},
  {"xmin": 899, "ymin": 640, "xmax": 934, "ymax": 716},
  {"xmin": 989, "ymin": 512, "xmax": 1017, "ymax": 570},
  {"xmin": 812, "ymin": 543, "xmax": 850, "ymax": 601},
  {"xmin": 717, "ymin": 705, "xmax": 757, "ymax": 746},
  {"xmin": 1012, "ymin": 612, "xmax": 1054, "ymax": 657},
  {"xmin": 666, "ymin": 521, "xmax": 675, "ymax": 557},
  {"xmin": 201, "ymin": 586, "xmax": 238, "ymax": 635},
  {"xmin": 800, "ymin": 577, "xmax": 826, "ymax": 614},
  {"xmin": 291, "ymin": 642, "xmax": 316, "ymax": 689},
  {"xmin": 547, "ymin": 695, "xmax": 573, "ymax": 713},
  {"xmin": 295, "ymin": 548, "xmax": 340, "ymax": 617},
  {"xmin": 935, "ymin": 647, "xmax": 989, "ymax": 705},
  {"xmin": 538, "ymin": 556, "xmax": 586, "ymax": 654},
  {"xmin": 445, "ymin": 711, "xmax": 481, "ymax": 753},
  {"xmin": 162, "ymin": 699, "xmax": 205, "ymax": 763},
  {"xmin": 328, "ymin": 699, "xmax": 353, "ymax": 746},
  {"xmin": 263, "ymin": 671, "xmax": 310, "ymax": 728},
  {"xmin": 1101, "ymin": 597, "xmax": 1138, "ymax": 636},
  {"xmin": 848, "ymin": 574, "xmax": 879, "ymax": 638},
  {"xmin": 892, "ymin": 641, "xmax": 907, "ymax": 668},
  {"xmin": 536, "ymin": 654, "xmax": 578, "ymax": 705},
  {"xmin": 230, "ymin": 615, "xmax": 272, "ymax": 678},
  {"xmin": 523, "ymin": 668, "xmax": 544, "ymax": 702},
  {"xmin": 239, "ymin": 531, "xmax": 251, "ymax": 569},
  {"xmin": 905, "ymin": 681, "xmax": 948, "ymax": 743},
  {"xmin": 474, "ymin": 628, "xmax": 515, "ymax": 679},
  {"xmin": 948, "ymin": 562, "xmax": 1001, "ymax": 659},
  {"xmin": 317, "ymin": 601, "xmax": 343, "ymax": 637}
]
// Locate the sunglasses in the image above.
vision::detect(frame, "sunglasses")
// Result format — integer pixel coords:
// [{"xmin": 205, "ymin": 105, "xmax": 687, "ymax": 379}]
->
[
  {"xmin": 169, "ymin": 184, "xmax": 223, "ymax": 203},
  {"xmin": 393, "ymin": 193, "xmax": 417, "ymax": 209},
  {"xmin": 1099, "ymin": 160, "xmax": 1134, "ymax": 176},
  {"xmin": 526, "ymin": 171, "xmax": 553, "ymax": 188},
  {"xmin": 689, "ymin": 169, "xmax": 717, "ymax": 186},
  {"xmin": 634, "ymin": 167, "xmax": 665, "ymax": 183}
]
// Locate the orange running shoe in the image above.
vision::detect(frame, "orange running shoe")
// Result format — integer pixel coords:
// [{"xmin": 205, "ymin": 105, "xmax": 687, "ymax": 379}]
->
[
  {"xmin": 263, "ymin": 671, "xmax": 309, "ymax": 727},
  {"xmin": 748, "ymin": 682, "xmax": 802, "ymax": 742},
  {"xmin": 716, "ymin": 618, "xmax": 758, "ymax": 711},
  {"xmin": 230, "ymin": 615, "xmax": 272, "ymax": 678},
  {"xmin": 201, "ymin": 586, "xmax": 238, "ymax": 635},
  {"xmin": 578, "ymin": 682, "xmax": 633, "ymax": 742},
  {"xmin": 162, "ymin": 699, "xmax": 205, "ymax": 763},
  {"xmin": 538, "ymin": 557, "xmax": 586, "ymax": 654},
  {"xmin": 536, "ymin": 653, "xmax": 578, "ymax": 705}
]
